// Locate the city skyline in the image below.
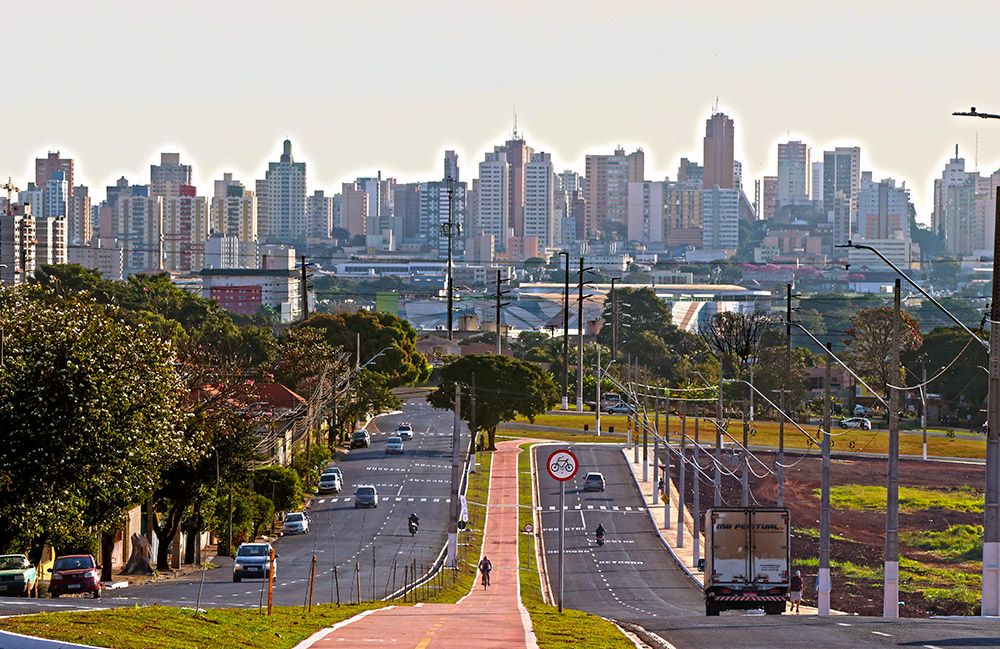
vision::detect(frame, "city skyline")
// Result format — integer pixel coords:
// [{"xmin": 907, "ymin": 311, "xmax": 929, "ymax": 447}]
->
[{"xmin": 5, "ymin": 1, "xmax": 1000, "ymax": 222}]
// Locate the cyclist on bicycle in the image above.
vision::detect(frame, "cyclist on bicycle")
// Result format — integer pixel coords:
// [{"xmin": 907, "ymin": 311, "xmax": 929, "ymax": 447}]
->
[{"xmin": 478, "ymin": 555, "xmax": 493, "ymax": 588}]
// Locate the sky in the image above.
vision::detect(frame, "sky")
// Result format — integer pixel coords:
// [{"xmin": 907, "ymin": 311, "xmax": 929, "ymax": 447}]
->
[{"xmin": 5, "ymin": 0, "xmax": 1000, "ymax": 223}]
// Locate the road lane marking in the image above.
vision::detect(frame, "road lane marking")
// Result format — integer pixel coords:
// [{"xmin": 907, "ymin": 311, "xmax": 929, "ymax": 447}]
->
[
  {"xmin": 837, "ymin": 623, "xmax": 851, "ymax": 626},
  {"xmin": 871, "ymin": 631, "xmax": 892, "ymax": 637}
]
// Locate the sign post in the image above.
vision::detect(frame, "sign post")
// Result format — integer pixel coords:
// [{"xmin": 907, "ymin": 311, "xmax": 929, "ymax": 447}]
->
[{"xmin": 547, "ymin": 449, "xmax": 578, "ymax": 613}]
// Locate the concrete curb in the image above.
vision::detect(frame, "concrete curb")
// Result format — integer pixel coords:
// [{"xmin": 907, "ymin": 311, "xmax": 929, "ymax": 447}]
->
[
  {"xmin": 0, "ymin": 630, "xmax": 99, "ymax": 649},
  {"xmin": 620, "ymin": 448, "xmax": 703, "ymax": 589}
]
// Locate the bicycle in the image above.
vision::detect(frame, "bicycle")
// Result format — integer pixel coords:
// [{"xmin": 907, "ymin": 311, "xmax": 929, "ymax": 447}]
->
[
  {"xmin": 550, "ymin": 457, "xmax": 574, "ymax": 474},
  {"xmin": 481, "ymin": 569, "xmax": 491, "ymax": 589}
]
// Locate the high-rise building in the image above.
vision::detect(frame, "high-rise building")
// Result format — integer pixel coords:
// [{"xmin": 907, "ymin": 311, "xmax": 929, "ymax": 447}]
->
[
  {"xmin": 117, "ymin": 186, "xmax": 164, "ymax": 275},
  {"xmin": 677, "ymin": 158, "xmax": 703, "ymax": 184},
  {"xmin": 44, "ymin": 171, "xmax": 69, "ymax": 220},
  {"xmin": 822, "ymin": 146, "xmax": 861, "ymax": 217},
  {"xmin": 355, "ymin": 176, "xmax": 381, "ymax": 239},
  {"xmin": 701, "ymin": 186, "xmax": 739, "ymax": 250},
  {"xmin": 703, "ymin": 113, "xmax": 735, "ymax": 190},
  {"xmin": 35, "ymin": 151, "xmax": 74, "ymax": 210},
  {"xmin": 35, "ymin": 215, "xmax": 68, "ymax": 267},
  {"xmin": 393, "ymin": 183, "xmax": 422, "ymax": 243},
  {"xmin": 663, "ymin": 181, "xmax": 704, "ymax": 247},
  {"xmin": 0, "ymin": 204, "xmax": 36, "ymax": 285},
  {"xmin": 811, "ymin": 161, "xmax": 824, "ymax": 203},
  {"xmin": 777, "ymin": 140, "xmax": 810, "ymax": 206},
  {"xmin": 69, "ymin": 186, "xmax": 92, "ymax": 246},
  {"xmin": 211, "ymin": 176, "xmax": 257, "ymax": 241},
  {"xmin": 524, "ymin": 152, "xmax": 555, "ymax": 248},
  {"xmin": 18, "ymin": 183, "xmax": 45, "ymax": 219},
  {"xmin": 475, "ymin": 150, "xmax": 510, "ymax": 253},
  {"xmin": 163, "ymin": 185, "xmax": 209, "ymax": 272},
  {"xmin": 259, "ymin": 140, "xmax": 307, "ymax": 243},
  {"xmin": 341, "ymin": 182, "xmax": 368, "ymax": 239},
  {"xmin": 444, "ymin": 150, "xmax": 460, "ymax": 183},
  {"xmin": 584, "ymin": 147, "xmax": 644, "ymax": 239},
  {"xmin": 150, "ymin": 152, "xmax": 192, "ymax": 198},
  {"xmin": 627, "ymin": 181, "xmax": 664, "ymax": 244},
  {"xmin": 932, "ymin": 147, "xmax": 991, "ymax": 256},
  {"xmin": 762, "ymin": 176, "xmax": 778, "ymax": 220},
  {"xmin": 496, "ymin": 135, "xmax": 533, "ymax": 238},
  {"xmin": 858, "ymin": 172, "xmax": 910, "ymax": 240},
  {"xmin": 419, "ymin": 180, "xmax": 467, "ymax": 258},
  {"xmin": 307, "ymin": 190, "xmax": 334, "ymax": 239}
]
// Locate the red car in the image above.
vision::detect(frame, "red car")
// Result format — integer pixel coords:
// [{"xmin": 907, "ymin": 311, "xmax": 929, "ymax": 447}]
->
[{"xmin": 48, "ymin": 554, "xmax": 100, "ymax": 598}]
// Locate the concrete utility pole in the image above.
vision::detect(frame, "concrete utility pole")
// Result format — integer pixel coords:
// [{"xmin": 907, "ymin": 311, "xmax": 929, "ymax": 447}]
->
[
  {"xmin": 986, "ymin": 194, "xmax": 1000, "ymax": 616},
  {"xmin": 300, "ymin": 255, "xmax": 309, "ymax": 321},
  {"xmin": 576, "ymin": 257, "xmax": 585, "ymax": 412},
  {"xmin": 632, "ymin": 360, "xmax": 640, "ymax": 464},
  {"xmin": 665, "ymin": 391, "xmax": 672, "ymax": 527},
  {"xmin": 642, "ymin": 369, "xmax": 649, "ymax": 482},
  {"xmin": 741, "ymin": 397, "xmax": 749, "ymax": 508},
  {"xmin": 780, "ymin": 283, "xmax": 792, "ymax": 507},
  {"xmin": 884, "ymin": 279, "xmax": 901, "ymax": 618},
  {"xmin": 595, "ymin": 346, "xmax": 602, "ymax": 435},
  {"xmin": 653, "ymin": 391, "xmax": 660, "ymax": 511},
  {"xmin": 610, "ymin": 277, "xmax": 618, "ymax": 360},
  {"xmin": 715, "ymin": 361, "xmax": 723, "ymax": 507},
  {"xmin": 693, "ymin": 438, "xmax": 701, "ymax": 568},
  {"xmin": 445, "ymin": 177, "xmax": 456, "ymax": 340},
  {"xmin": 677, "ymin": 397, "xmax": 687, "ymax": 548},
  {"xmin": 495, "ymin": 270, "xmax": 503, "ymax": 355},
  {"xmin": 921, "ymin": 365, "xmax": 928, "ymax": 462},
  {"xmin": 819, "ymin": 342, "xmax": 832, "ymax": 615},
  {"xmin": 447, "ymin": 383, "xmax": 462, "ymax": 567},
  {"xmin": 470, "ymin": 372, "xmax": 477, "ymax": 474},
  {"xmin": 560, "ymin": 252, "xmax": 570, "ymax": 410}
]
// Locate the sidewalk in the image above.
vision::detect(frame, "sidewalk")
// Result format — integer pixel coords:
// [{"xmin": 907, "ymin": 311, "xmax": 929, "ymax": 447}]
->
[
  {"xmin": 622, "ymin": 444, "xmax": 838, "ymax": 616},
  {"xmin": 295, "ymin": 440, "xmax": 537, "ymax": 648}
]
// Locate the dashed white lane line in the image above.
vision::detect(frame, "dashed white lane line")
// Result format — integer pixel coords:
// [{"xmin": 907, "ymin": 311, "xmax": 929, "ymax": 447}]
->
[
  {"xmin": 836, "ymin": 622, "xmax": 851, "ymax": 626},
  {"xmin": 871, "ymin": 631, "xmax": 892, "ymax": 637}
]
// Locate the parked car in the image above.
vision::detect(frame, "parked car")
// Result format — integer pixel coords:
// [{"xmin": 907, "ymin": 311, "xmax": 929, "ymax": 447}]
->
[
  {"xmin": 48, "ymin": 554, "xmax": 100, "ymax": 599},
  {"xmin": 0, "ymin": 554, "xmax": 37, "ymax": 597},
  {"xmin": 351, "ymin": 429, "xmax": 371, "ymax": 448},
  {"xmin": 840, "ymin": 417, "xmax": 872, "ymax": 430},
  {"xmin": 605, "ymin": 403, "xmax": 630, "ymax": 414},
  {"xmin": 396, "ymin": 423, "xmax": 414, "ymax": 440},
  {"xmin": 233, "ymin": 542, "xmax": 276, "ymax": 583},
  {"xmin": 583, "ymin": 472, "xmax": 606, "ymax": 492},
  {"xmin": 282, "ymin": 511, "xmax": 309, "ymax": 535},
  {"xmin": 318, "ymin": 470, "xmax": 343, "ymax": 494},
  {"xmin": 354, "ymin": 484, "xmax": 379, "ymax": 508},
  {"xmin": 385, "ymin": 436, "xmax": 404, "ymax": 454}
]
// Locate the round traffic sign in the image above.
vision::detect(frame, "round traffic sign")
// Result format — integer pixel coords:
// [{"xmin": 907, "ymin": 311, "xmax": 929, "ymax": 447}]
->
[
  {"xmin": 546, "ymin": 449, "xmax": 578, "ymax": 481},
  {"xmin": 523, "ymin": 523, "xmax": 533, "ymax": 533}
]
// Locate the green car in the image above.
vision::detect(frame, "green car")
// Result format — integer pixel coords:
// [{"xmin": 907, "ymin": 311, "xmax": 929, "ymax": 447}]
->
[{"xmin": 0, "ymin": 554, "xmax": 37, "ymax": 597}]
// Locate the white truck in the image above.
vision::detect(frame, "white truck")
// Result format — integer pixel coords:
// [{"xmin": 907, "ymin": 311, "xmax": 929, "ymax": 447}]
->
[{"xmin": 701, "ymin": 507, "xmax": 790, "ymax": 616}]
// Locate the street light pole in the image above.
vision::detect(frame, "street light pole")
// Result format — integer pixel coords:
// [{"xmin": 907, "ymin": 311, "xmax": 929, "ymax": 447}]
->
[
  {"xmin": 577, "ymin": 257, "xmax": 585, "ymax": 412},
  {"xmin": 610, "ymin": 277, "xmax": 618, "ymax": 360},
  {"xmin": 955, "ymin": 106, "xmax": 1000, "ymax": 616},
  {"xmin": 445, "ymin": 177, "xmax": 455, "ymax": 341},
  {"xmin": 884, "ymin": 278, "xmax": 901, "ymax": 618},
  {"xmin": 560, "ymin": 251, "xmax": 570, "ymax": 410}
]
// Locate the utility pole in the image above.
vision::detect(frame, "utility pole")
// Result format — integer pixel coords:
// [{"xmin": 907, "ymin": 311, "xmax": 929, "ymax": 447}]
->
[
  {"xmin": 665, "ymin": 390, "xmax": 671, "ymax": 527},
  {"xmin": 576, "ymin": 257, "xmax": 586, "ymax": 412},
  {"xmin": 300, "ymin": 255, "xmax": 310, "ymax": 321},
  {"xmin": 494, "ymin": 270, "xmax": 509, "ymax": 355},
  {"xmin": 610, "ymin": 277, "xmax": 618, "ymax": 360},
  {"xmin": 595, "ymin": 346, "xmax": 602, "ymax": 435},
  {"xmin": 642, "ymin": 368, "xmax": 649, "ymax": 482},
  {"xmin": 986, "ymin": 186, "xmax": 1000, "ymax": 617},
  {"xmin": 884, "ymin": 278, "xmax": 901, "ymax": 618},
  {"xmin": 560, "ymin": 251, "xmax": 570, "ymax": 410},
  {"xmin": 447, "ymin": 383, "xmax": 461, "ymax": 567},
  {"xmin": 921, "ymin": 365, "xmax": 928, "ymax": 462},
  {"xmin": 653, "ymin": 392, "xmax": 659, "ymax": 508},
  {"xmin": 741, "ymin": 396, "xmax": 749, "ymax": 508},
  {"xmin": 470, "ymin": 372, "xmax": 477, "ymax": 474},
  {"xmin": 819, "ymin": 342, "xmax": 832, "ymax": 616},
  {"xmin": 677, "ymin": 394, "xmax": 686, "ymax": 548},
  {"xmin": 444, "ymin": 177, "xmax": 457, "ymax": 340},
  {"xmin": 715, "ymin": 360, "xmax": 723, "ymax": 507},
  {"xmin": 780, "ymin": 283, "xmax": 791, "ymax": 507}
]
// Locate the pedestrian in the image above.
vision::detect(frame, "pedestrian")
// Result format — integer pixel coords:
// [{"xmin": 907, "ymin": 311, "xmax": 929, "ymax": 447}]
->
[{"xmin": 788, "ymin": 570, "xmax": 803, "ymax": 614}]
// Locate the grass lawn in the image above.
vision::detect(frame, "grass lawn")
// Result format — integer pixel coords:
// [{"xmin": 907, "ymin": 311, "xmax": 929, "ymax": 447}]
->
[
  {"xmin": 498, "ymin": 430, "xmax": 622, "ymax": 445},
  {"xmin": 516, "ymin": 442, "xmax": 634, "ymax": 649},
  {"xmin": 516, "ymin": 413, "xmax": 988, "ymax": 461},
  {"xmin": 901, "ymin": 525, "xmax": 983, "ymax": 563},
  {"xmin": 821, "ymin": 484, "xmax": 984, "ymax": 513},
  {"xmin": 0, "ymin": 603, "xmax": 389, "ymax": 649}
]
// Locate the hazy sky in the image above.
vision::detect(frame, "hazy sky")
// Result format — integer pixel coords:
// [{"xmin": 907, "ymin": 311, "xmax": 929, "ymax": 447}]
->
[{"xmin": 5, "ymin": 0, "xmax": 1000, "ymax": 222}]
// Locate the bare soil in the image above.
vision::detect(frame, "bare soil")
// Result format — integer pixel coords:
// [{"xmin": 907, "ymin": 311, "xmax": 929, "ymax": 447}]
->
[{"xmin": 672, "ymin": 450, "xmax": 984, "ymax": 617}]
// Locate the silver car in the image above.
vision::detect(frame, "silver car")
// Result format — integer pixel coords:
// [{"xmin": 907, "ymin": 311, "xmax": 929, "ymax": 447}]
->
[
  {"xmin": 385, "ymin": 436, "xmax": 404, "ymax": 454},
  {"xmin": 318, "ymin": 471, "xmax": 342, "ymax": 494},
  {"xmin": 282, "ymin": 511, "xmax": 309, "ymax": 535},
  {"xmin": 354, "ymin": 484, "xmax": 379, "ymax": 508},
  {"xmin": 233, "ymin": 542, "xmax": 276, "ymax": 582}
]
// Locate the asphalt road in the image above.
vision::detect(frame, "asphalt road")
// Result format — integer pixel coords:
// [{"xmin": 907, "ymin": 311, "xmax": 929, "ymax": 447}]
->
[
  {"xmin": 0, "ymin": 398, "xmax": 468, "ymax": 616},
  {"xmin": 534, "ymin": 443, "xmax": 1000, "ymax": 649}
]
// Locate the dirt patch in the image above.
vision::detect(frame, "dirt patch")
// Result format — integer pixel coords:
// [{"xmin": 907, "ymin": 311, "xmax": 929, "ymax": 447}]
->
[{"xmin": 672, "ymin": 450, "xmax": 984, "ymax": 617}]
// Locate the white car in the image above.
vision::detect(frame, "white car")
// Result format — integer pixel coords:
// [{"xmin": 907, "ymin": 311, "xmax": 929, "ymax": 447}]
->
[
  {"xmin": 385, "ymin": 436, "xmax": 404, "ymax": 454},
  {"xmin": 282, "ymin": 511, "xmax": 309, "ymax": 535},
  {"xmin": 318, "ymin": 471, "xmax": 342, "ymax": 494},
  {"xmin": 840, "ymin": 417, "xmax": 872, "ymax": 430},
  {"xmin": 396, "ymin": 423, "xmax": 414, "ymax": 440}
]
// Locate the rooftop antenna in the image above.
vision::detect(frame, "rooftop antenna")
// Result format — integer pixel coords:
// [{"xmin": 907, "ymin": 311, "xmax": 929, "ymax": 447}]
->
[
  {"xmin": 512, "ymin": 107, "xmax": 518, "ymax": 140},
  {"xmin": 714, "ymin": 96, "xmax": 719, "ymax": 113}
]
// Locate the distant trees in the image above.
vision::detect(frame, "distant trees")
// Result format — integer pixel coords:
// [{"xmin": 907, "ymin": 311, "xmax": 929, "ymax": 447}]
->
[
  {"xmin": 844, "ymin": 307, "xmax": 922, "ymax": 393},
  {"xmin": 698, "ymin": 311, "xmax": 774, "ymax": 378},
  {"xmin": 427, "ymin": 355, "xmax": 559, "ymax": 450}
]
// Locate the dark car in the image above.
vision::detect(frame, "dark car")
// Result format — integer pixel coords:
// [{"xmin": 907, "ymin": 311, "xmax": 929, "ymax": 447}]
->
[
  {"xmin": 583, "ymin": 472, "xmax": 606, "ymax": 492},
  {"xmin": 233, "ymin": 542, "xmax": 276, "ymax": 583},
  {"xmin": 48, "ymin": 554, "xmax": 100, "ymax": 599},
  {"xmin": 351, "ymin": 430, "xmax": 371, "ymax": 448}
]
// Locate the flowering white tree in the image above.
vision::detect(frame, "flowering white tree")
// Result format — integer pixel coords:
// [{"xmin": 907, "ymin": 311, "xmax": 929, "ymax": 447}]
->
[{"xmin": 0, "ymin": 285, "xmax": 184, "ymax": 568}]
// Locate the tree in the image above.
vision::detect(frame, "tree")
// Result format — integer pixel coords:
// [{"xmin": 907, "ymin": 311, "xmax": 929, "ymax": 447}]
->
[
  {"xmin": 844, "ymin": 307, "xmax": 922, "ymax": 394},
  {"xmin": 597, "ymin": 287, "xmax": 672, "ymax": 347},
  {"xmin": 698, "ymin": 311, "xmax": 774, "ymax": 377},
  {"xmin": 335, "ymin": 368, "xmax": 402, "ymax": 437},
  {"xmin": 0, "ymin": 286, "xmax": 183, "ymax": 563},
  {"xmin": 903, "ymin": 326, "xmax": 988, "ymax": 417},
  {"xmin": 253, "ymin": 465, "xmax": 304, "ymax": 513},
  {"xmin": 301, "ymin": 312, "xmax": 430, "ymax": 387},
  {"xmin": 427, "ymin": 355, "xmax": 558, "ymax": 450}
]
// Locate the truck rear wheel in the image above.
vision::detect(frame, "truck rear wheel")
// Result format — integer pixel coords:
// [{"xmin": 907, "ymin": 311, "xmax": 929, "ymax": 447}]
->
[{"xmin": 706, "ymin": 601, "xmax": 720, "ymax": 616}]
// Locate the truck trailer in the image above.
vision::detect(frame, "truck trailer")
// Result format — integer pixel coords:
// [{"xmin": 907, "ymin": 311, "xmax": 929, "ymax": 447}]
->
[{"xmin": 702, "ymin": 507, "xmax": 790, "ymax": 616}]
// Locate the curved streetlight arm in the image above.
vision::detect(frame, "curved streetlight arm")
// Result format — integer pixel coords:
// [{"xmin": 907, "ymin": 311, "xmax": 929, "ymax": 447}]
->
[{"xmin": 837, "ymin": 240, "xmax": 987, "ymax": 349}]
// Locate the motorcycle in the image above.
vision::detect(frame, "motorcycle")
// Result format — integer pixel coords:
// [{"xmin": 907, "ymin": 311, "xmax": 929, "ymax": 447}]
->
[
  {"xmin": 595, "ymin": 524, "xmax": 605, "ymax": 547},
  {"xmin": 408, "ymin": 520, "xmax": 419, "ymax": 536}
]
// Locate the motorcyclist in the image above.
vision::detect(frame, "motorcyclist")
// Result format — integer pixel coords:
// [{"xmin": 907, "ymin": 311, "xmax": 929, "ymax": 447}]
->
[
  {"xmin": 408, "ymin": 513, "xmax": 420, "ymax": 526},
  {"xmin": 596, "ymin": 523, "xmax": 605, "ymax": 538}
]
